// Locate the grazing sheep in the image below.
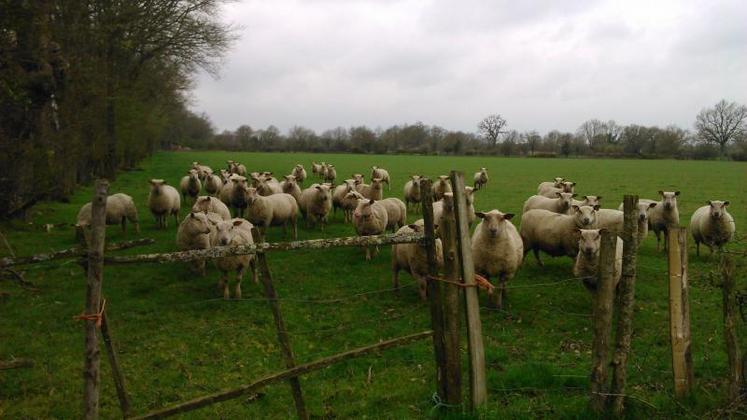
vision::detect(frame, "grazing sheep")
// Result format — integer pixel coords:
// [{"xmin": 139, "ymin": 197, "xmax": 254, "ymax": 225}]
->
[
  {"xmin": 243, "ymin": 188, "xmax": 299, "ymax": 240},
  {"xmin": 538, "ymin": 181, "xmax": 575, "ymax": 199},
  {"xmin": 353, "ymin": 199, "xmax": 389, "ymax": 260},
  {"xmin": 473, "ymin": 168, "xmax": 489, "ymax": 190},
  {"xmin": 392, "ymin": 222, "xmax": 444, "ymax": 300},
  {"xmin": 192, "ymin": 196, "xmax": 231, "ymax": 221},
  {"xmin": 148, "ymin": 179, "xmax": 180, "ymax": 229},
  {"xmin": 536, "ymin": 177, "xmax": 565, "ymax": 194},
  {"xmin": 432, "ymin": 175, "xmax": 452, "ymax": 201},
  {"xmin": 211, "ymin": 218, "xmax": 257, "ymax": 299},
  {"xmin": 229, "ymin": 175, "xmax": 250, "ymax": 218},
  {"xmin": 643, "ymin": 191, "xmax": 680, "ymax": 251},
  {"xmin": 520, "ymin": 205, "xmax": 599, "ymax": 265},
  {"xmin": 204, "ymin": 173, "xmax": 223, "ymax": 196},
  {"xmin": 573, "ymin": 229, "xmax": 622, "ymax": 291},
  {"xmin": 311, "ymin": 162, "xmax": 323, "ymax": 178},
  {"xmin": 690, "ymin": 200, "xmax": 735, "ymax": 256},
  {"xmin": 341, "ymin": 190, "xmax": 365, "ymax": 223},
  {"xmin": 292, "ymin": 164, "xmax": 307, "ymax": 185},
  {"xmin": 298, "ymin": 184, "xmax": 333, "ymax": 231},
  {"xmin": 191, "ymin": 162, "xmax": 213, "ymax": 181},
  {"xmin": 371, "ymin": 166, "xmax": 391, "ymax": 190},
  {"xmin": 323, "ymin": 164, "xmax": 337, "ymax": 184},
  {"xmin": 471, "ymin": 210, "xmax": 523, "ymax": 309},
  {"xmin": 572, "ymin": 195, "xmax": 602, "ymax": 209},
  {"xmin": 522, "ymin": 192, "xmax": 575, "ymax": 214},
  {"xmin": 76, "ymin": 193, "xmax": 140, "ymax": 242},
  {"xmin": 176, "ymin": 211, "xmax": 213, "ymax": 275},
  {"xmin": 403, "ymin": 175, "xmax": 422, "ymax": 212},
  {"xmin": 356, "ymin": 178, "xmax": 384, "ymax": 201},
  {"xmin": 333, "ymin": 180, "xmax": 356, "ymax": 219},
  {"xmin": 180, "ymin": 170, "xmax": 202, "ymax": 204},
  {"xmin": 280, "ymin": 175, "xmax": 302, "ymax": 203},
  {"xmin": 378, "ymin": 198, "xmax": 407, "ymax": 232}
]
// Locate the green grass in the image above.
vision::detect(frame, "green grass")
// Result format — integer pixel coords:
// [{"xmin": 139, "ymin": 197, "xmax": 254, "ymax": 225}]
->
[{"xmin": 1, "ymin": 151, "xmax": 745, "ymax": 419}]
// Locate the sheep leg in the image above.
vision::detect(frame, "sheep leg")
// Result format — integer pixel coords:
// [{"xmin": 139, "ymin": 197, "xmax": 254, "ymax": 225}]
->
[
  {"xmin": 391, "ymin": 256, "xmax": 400, "ymax": 291},
  {"xmin": 292, "ymin": 218, "xmax": 298, "ymax": 240},
  {"xmin": 415, "ymin": 274, "xmax": 427, "ymax": 300},
  {"xmin": 218, "ymin": 272, "xmax": 228, "ymax": 297},
  {"xmin": 695, "ymin": 241, "xmax": 700, "ymax": 257},
  {"xmin": 654, "ymin": 229, "xmax": 661, "ymax": 252},
  {"xmin": 365, "ymin": 246, "xmax": 372, "ymax": 261},
  {"xmin": 234, "ymin": 267, "xmax": 244, "ymax": 300},
  {"xmin": 532, "ymin": 248, "xmax": 544, "ymax": 266},
  {"xmin": 121, "ymin": 217, "xmax": 127, "ymax": 235},
  {"xmin": 250, "ymin": 258, "xmax": 258, "ymax": 284}
]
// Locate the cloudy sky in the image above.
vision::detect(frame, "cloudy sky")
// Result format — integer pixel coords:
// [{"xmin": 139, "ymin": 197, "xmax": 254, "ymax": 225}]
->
[{"xmin": 191, "ymin": 0, "xmax": 747, "ymax": 135}]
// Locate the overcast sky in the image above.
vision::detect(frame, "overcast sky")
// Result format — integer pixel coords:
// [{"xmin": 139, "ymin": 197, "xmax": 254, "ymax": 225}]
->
[{"xmin": 191, "ymin": 0, "xmax": 747, "ymax": 135}]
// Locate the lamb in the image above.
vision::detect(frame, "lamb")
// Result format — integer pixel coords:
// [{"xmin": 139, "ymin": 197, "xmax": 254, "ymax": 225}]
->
[
  {"xmin": 227, "ymin": 161, "xmax": 247, "ymax": 176},
  {"xmin": 353, "ymin": 199, "xmax": 389, "ymax": 260},
  {"xmin": 573, "ymin": 229, "xmax": 622, "ymax": 291},
  {"xmin": 211, "ymin": 218, "xmax": 257, "ymax": 299},
  {"xmin": 243, "ymin": 188, "xmax": 299, "ymax": 240},
  {"xmin": 148, "ymin": 179, "xmax": 180, "ymax": 229},
  {"xmin": 179, "ymin": 170, "xmax": 202, "ymax": 204},
  {"xmin": 538, "ymin": 181, "xmax": 575, "ymax": 199},
  {"xmin": 522, "ymin": 192, "xmax": 575, "ymax": 215},
  {"xmin": 572, "ymin": 195, "xmax": 602, "ymax": 209},
  {"xmin": 473, "ymin": 167, "xmax": 488, "ymax": 190},
  {"xmin": 690, "ymin": 200, "xmax": 735, "ymax": 256},
  {"xmin": 218, "ymin": 169, "xmax": 232, "ymax": 184},
  {"xmin": 642, "ymin": 191, "xmax": 680, "ymax": 251},
  {"xmin": 311, "ymin": 162, "xmax": 323, "ymax": 178},
  {"xmin": 251, "ymin": 173, "xmax": 282, "ymax": 196},
  {"xmin": 341, "ymin": 191, "xmax": 365, "ymax": 223},
  {"xmin": 229, "ymin": 175, "xmax": 250, "ymax": 217},
  {"xmin": 323, "ymin": 164, "xmax": 337, "ymax": 184},
  {"xmin": 520, "ymin": 205, "xmax": 599, "ymax": 266},
  {"xmin": 280, "ymin": 175, "xmax": 302, "ymax": 203},
  {"xmin": 191, "ymin": 162, "xmax": 213, "ymax": 181},
  {"xmin": 76, "ymin": 193, "xmax": 140, "ymax": 242},
  {"xmin": 392, "ymin": 222, "xmax": 444, "ymax": 300},
  {"xmin": 403, "ymin": 175, "xmax": 422, "ymax": 212},
  {"xmin": 378, "ymin": 198, "xmax": 407, "ymax": 232},
  {"xmin": 291, "ymin": 164, "xmax": 307, "ymax": 185},
  {"xmin": 432, "ymin": 175, "xmax": 452, "ymax": 201},
  {"xmin": 371, "ymin": 166, "xmax": 391, "ymax": 190},
  {"xmin": 204, "ymin": 173, "xmax": 223, "ymax": 196},
  {"xmin": 298, "ymin": 184, "xmax": 333, "ymax": 231},
  {"xmin": 176, "ymin": 211, "xmax": 213, "ymax": 275},
  {"xmin": 192, "ymin": 196, "xmax": 231, "ymax": 221},
  {"xmin": 356, "ymin": 178, "xmax": 384, "ymax": 200},
  {"xmin": 332, "ymin": 179, "xmax": 356, "ymax": 220},
  {"xmin": 471, "ymin": 210, "xmax": 523, "ymax": 309},
  {"xmin": 536, "ymin": 177, "xmax": 565, "ymax": 194}
]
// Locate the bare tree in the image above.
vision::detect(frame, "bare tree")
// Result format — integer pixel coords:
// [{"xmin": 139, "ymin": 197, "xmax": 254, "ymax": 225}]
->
[
  {"xmin": 695, "ymin": 99, "xmax": 747, "ymax": 155},
  {"xmin": 478, "ymin": 114, "xmax": 507, "ymax": 147}
]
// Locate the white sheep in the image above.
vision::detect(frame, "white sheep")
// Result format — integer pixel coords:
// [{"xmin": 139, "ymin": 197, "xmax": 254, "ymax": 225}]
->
[
  {"xmin": 403, "ymin": 175, "xmax": 422, "ymax": 212},
  {"xmin": 471, "ymin": 210, "xmax": 523, "ymax": 309},
  {"xmin": 573, "ymin": 229, "xmax": 622, "ymax": 291},
  {"xmin": 538, "ymin": 181, "xmax": 575, "ymax": 199},
  {"xmin": 311, "ymin": 162, "xmax": 323, "ymax": 178},
  {"xmin": 192, "ymin": 196, "xmax": 231, "ymax": 221},
  {"xmin": 572, "ymin": 195, "xmax": 602, "ymax": 209},
  {"xmin": 371, "ymin": 166, "xmax": 391, "ymax": 190},
  {"xmin": 191, "ymin": 162, "xmax": 213, "ymax": 181},
  {"xmin": 378, "ymin": 198, "xmax": 407, "ymax": 232},
  {"xmin": 333, "ymin": 180, "xmax": 356, "ymax": 220},
  {"xmin": 148, "ymin": 179, "xmax": 180, "ymax": 229},
  {"xmin": 433, "ymin": 189, "xmax": 476, "ymax": 227},
  {"xmin": 690, "ymin": 200, "xmax": 735, "ymax": 256},
  {"xmin": 642, "ymin": 191, "xmax": 680, "ymax": 251},
  {"xmin": 244, "ymin": 188, "xmax": 299, "ymax": 240},
  {"xmin": 520, "ymin": 205, "xmax": 599, "ymax": 265},
  {"xmin": 432, "ymin": 175, "xmax": 452, "ymax": 201},
  {"xmin": 227, "ymin": 161, "xmax": 247, "ymax": 176},
  {"xmin": 353, "ymin": 199, "xmax": 389, "ymax": 260},
  {"xmin": 392, "ymin": 221, "xmax": 444, "ymax": 300},
  {"xmin": 473, "ymin": 167, "xmax": 488, "ymax": 190},
  {"xmin": 204, "ymin": 173, "xmax": 223, "ymax": 197},
  {"xmin": 324, "ymin": 164, "xmax": 337, "ymax": 184},
  {"xmin": 536, "ymin": 177, "xmax": 565, "ymax": 194},
  {"xmin": 341, "ymin": 190, "xmax": 365, "ymax": 223},
  {"xmin": 356, "ymin": 178, "xmax": 384, "ymax": 201},
  {"xmin": 522, "ymin": 192, "xmax": 575, "ymax": 214},
  {"xmin": 76, "ymin": 193, "xmax": 140, "ymax": 242},
  {"xmin": 229, "ymin": 176, "xmax": 250, "ymax": 218},
  {"xmin": 352, "ymin": 173, "xmax": 365, "ymax": 185},
  {"xmin": 218, "ymin": 174, "xmax": 237, "ymax": 206},
  {"xmin": 180, "ymin": 169, "xmax": 202, "ymax": 204},
  {"xmin": 298, "ymin": 184, "xmax": 333, "ymax": 231},
  {"xmin": 251, "ymin": 173, "xmax": 282, "ymax": 196},
  {"xmin": 176, "ymin": 211, "xmax": 213, "ymax": 275},
  {"xmin": 211, "ymin": 218, "xmax": 257, "ymax": 299},
  {"xmin": 280, "ymin": 175, "xmax": 302, "ymax": 203},
  {"xmin": 292, "ymin": 164, "xmax": 307, "ymax": 185}
]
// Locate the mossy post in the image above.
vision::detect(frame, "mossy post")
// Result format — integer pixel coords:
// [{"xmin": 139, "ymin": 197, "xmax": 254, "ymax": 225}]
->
[
  {"xmin": 667, "ymin": 226, "xmax": 692, "ymax": 398},
  {"xmin": 590, "ymin": 231, "xmax": 616, "ymax": 413},
  {"xmin": 721, "ymin": 255, "xmax": 742, "ymax": 400},
  {"xmin": 440, "ymin": 193, "xmax": 463, "ymax": 407}
]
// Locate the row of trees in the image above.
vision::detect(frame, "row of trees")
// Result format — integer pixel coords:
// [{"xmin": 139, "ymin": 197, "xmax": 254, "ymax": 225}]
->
[{"xmin": 0, "ymin": 1, "xmax": 234, "ymax": 217}]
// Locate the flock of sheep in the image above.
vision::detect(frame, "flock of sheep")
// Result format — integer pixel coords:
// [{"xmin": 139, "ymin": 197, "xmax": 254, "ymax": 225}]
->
[{"xmin": 74, "ymin": 161, "xmax": 736, "ymax": 307}]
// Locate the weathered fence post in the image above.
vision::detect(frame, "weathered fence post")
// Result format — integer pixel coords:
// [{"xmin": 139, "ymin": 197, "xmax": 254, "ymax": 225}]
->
[
  {"xmin": 419, "ymin": 178, "xmax": 449, "ymax": 404},
  {"xmin": 83, "ymin": 179, "xmax": 108, "ymax": 420},
  {"xmin": 440, "ymin": 193, "xmax": 463, "ymax": 407},
  {"xmin": 590, "ymin": 230, "xmax": 617, "ymax": 413},
  {"xmin": 609, "ymin": 195, "xmax": 639, "ymax": 415},
  {"xmin": 667, "ymin": 226, "xmax": 692, "ymax": 397},
  {"xmin": 100, "ymin": 308, "xmax": 132, "ymax": 417},
  {"xmin": 253, "ymin": 228, "xmax": 309, "ymax": 420},
  {"xmin": 450, "ymin": 171, "xmax": 487, "ymax": 410},
  {"xmin": 721, "ymin": 255, "xmax": 742, "ymax": 400}
]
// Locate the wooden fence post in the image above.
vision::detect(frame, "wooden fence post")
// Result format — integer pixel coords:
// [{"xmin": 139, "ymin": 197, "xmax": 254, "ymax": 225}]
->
[
  {"xmin": 254, "ymin": 229, "xmax": 309, "ymax": 420},
  {"xmin": 609, "ymin": 195, "xmax": 639, "ymax": 415},
  {"xmin": 667, "ymin": 226, "xmax": 692, "ymax": 398},
  {"xmin": 721, "ymin": 254, "xmax": 742, "ymax": 400},
  {"xmin": 590, "ymin": 231, "xmax": 617, "ymax": 413},
  {"xmin": 450, "ymin": 171, "xmax": 487, "ymax": 410},
  {"xmin": 419, "ymin": 178, "xmax": 449, "ymax": 404},
  {"xmin": 83, "ymin": 179, "xmax": 108, "ymax": 420},
  {"xmin": 100, "ymin": 308, "xmax": 132, "ymax": 417},
  {"xmin": 439, "ymin": 193, "xmax": 463, "ymax": 407}
]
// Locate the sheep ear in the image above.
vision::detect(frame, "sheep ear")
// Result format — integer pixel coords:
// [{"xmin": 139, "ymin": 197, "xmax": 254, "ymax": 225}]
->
[
  {"xmin": 658, "ymin": 190, "xmax": 664, "ymax": 196},
  {"xmin": 190, "ymin": 212, "xmax": 196, "ymax": 218},
  {"xmin": 233, "ymin": 220, "xmax": 243, "ymax": 226},
  {"xmin": 555, "ymin": 192, "xmax": 562, "ymax": 197},
  {"xmin": 596, "ymin": 196, "xmax": 601, "ymax": 200},
  {"xmin": 503, "ymin": 213, "xmax": 514, "ymax": 220},
  {"xmin": 162, "ymin": 180, "xmax": 167, "ymax": 185},
  {"xmin": 571, "ymin": 182, "xmax": 576, "ymax": 186},
  {"xmin": 647, "ymin": 202, "xmax": 656, "ymax": 209},
  {"xmin": 572, "ymin": 205, "xmax": 580, "ymax": 213},
  {"xmin": 706, "ymin": 200, "xmax": 712, "ymax": 206},
  {"xmin": 148, "ymin": 180, "xmax": 155, "ymax": 185},
  {"xmin": 315, "ymin": 185, "xmax": 322, "ymax": 190},
  {"xmin": 407, "ymin": 223, "xmax": 420, "ymax": 230},
  {"xmin": 369, "ymin": 199, "xmax": 375, "ymax": 205},
  {"xmin": 674, "ymin": 191, "xmax": 680, "ymax": 196},
  {"xmin": 475, "ymin": 212, "xmax": 486, "ymax": 219},
  {"xmin": 723, "ymin": 201, "xmax": 730, "ymax": 207},
  {"xmin": 593, "ymin": 205, "xmax": 600, "ymax": 211},
  {"xmin": 572, "ymin": 193, "xmax": 578, "ymax": 198},
  {"xmin": 598, "ymin": 228, "xmax": 608, "ymax": 235}
]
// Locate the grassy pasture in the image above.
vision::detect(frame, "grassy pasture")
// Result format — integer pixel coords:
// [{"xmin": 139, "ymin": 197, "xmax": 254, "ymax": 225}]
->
[{"xmin": 1, "ymin": 151, "xmax": 745, "ymax": 419}]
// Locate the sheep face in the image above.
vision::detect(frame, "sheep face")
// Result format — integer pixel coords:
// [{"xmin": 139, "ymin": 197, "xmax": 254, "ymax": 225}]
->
[
  {"xmin": 188, "ymin": 170, "xmax": 199, "ymax": 182},
  {"xmin": 572, "ymin": 205, "xmax": 599, "ymax": 228},
  {"xmin": 707, "ymin": 200, "xmax": 730, "ymax": 220},
  {"xmin": 314, "ymin": 184, "xmax": 331, "ymax": 202},
  {"xmin": 560, "ymin": 181, "xmax": 576, "ymax": 193},
  {"xmin": 215, "ymin": 220, "xmax": 246, "ymax": 246},
  {"xmin": 581, "ymin": 195, "xmax": 602, "ymax": 207},
  {"xmin": 658, "ymin": 191, "xmax": 680, "ymax": 210},
  {"xmin": 231, "ymin": 176, "xmax": 247, "ymax": 189},
  {"xmin": 187, "ymin": 212, "xmax": 211, "ymax": 235},
  {"xmin": 639, "ymin": 202, "xmax": 657, "ymax": 222},
  {"xmin": 476, "ymin": 210, "xmax": 514, "ymax": 239},
  {"xmin": 149, "ymin": 179, "xmax": 166, "ymax": 195},
  {"xmin": 244, "ymin": 187, "xmax": 259, "ymax": 204},
  {"xmin": 577, "ymin": 228, "xmax": 605, "ymax": 258},
  {"xmin": 354, "ymin": 200, "xmax": 376, "ymax": 221},
  {"xmin": 557, "ymin": 192, "xmax": 575, "ymax": 212},
  {"xmin": 371, "ymin": 178, "xmax": 383, "ymax": 189},
  {"xmin": 553, "ymin": 177, "xmax": 565, "ymax": 187}
]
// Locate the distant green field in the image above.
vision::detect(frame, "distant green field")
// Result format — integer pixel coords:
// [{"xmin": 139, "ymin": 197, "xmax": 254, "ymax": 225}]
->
[{"xmin": 1, "ymin": 151, "xmax": 745, "ymax": 418}]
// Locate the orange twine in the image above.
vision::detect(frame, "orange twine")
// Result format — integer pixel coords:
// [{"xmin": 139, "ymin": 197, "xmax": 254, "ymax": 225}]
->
[
  {"xmin": 428, "ymin": 274, "xmax": 495, "ymax": 295},
  {"xmin": 73, "ymin": 299, "xmax": 106, "ymax": 328}
]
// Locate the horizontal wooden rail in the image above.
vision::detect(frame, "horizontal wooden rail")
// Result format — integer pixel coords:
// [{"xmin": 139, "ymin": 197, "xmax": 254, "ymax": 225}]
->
[
  {"xmin": 0, "ymin": 238, "xmax": 155, "ymax": 268},
  {"xmin": 130, "ymin": 330, "xmax": 433, "ymax": 419},
  {"xmin": 104, "ymin": 232, "xmax": 424, "ymax": 265}
]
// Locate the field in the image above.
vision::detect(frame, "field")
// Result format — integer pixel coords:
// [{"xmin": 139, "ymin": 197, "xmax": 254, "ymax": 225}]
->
[{"xmin": 1, "ymin": 151, "xmax": 745, "ymax": 419}]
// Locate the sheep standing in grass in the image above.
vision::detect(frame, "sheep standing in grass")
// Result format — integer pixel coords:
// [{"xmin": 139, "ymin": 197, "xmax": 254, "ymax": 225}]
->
[
  {"xmin": 204, "ymin": 173, "xmax": 223, "ymax": 197},
  {"xmin": 520, "ymin": 205, "xmax": 599, "ymax": 265},
  {"xmin": 371, "ymin": 166, "xmax": 391, "ymax": 190},
  {"xmin": 341, "ymin": 191, "xmax": 365, "ymax": 223},
  {"xmin": 573, "ymin": 229, "xmax": 622, "ymax": 291},
  {"xmin": 392, "ymin": 221, "xmax": 443, "ymax": 300},
  {"xmin": 229, "ymin": 176, "xmax": 249, "ymax": 218},
  {"xmin": 602, "ymin": 201, "xmax": 658, "ymax": 244},
  {"xmin": 522, "ymin": 192, "xmax": 575, "ymax": 215},
  {"xmin": 218, "ymin": 174, "xmax": 237, "ymax": 206},
  {"xmin": 353, "ymin": 199, "xmax": 389, "ymax": 260},
  {"xmin": 356, "ymin": 178, "xmax": 384, "ymax": 200},
  {"xmin": 324, "ymin": 164, "xmax": 337, "ymax": 184},
  {"xmin": 180, "ymin": 170, "xmax": 202, "ymax": 204},
  {"xmin": 76, "ymin": 193, "xmax": 140, "ymax": 242},
  {"xmin": 311, "ymin": 162, "xmax": 323, "ymax": 178},
  {"xmin": 432, "ymin": 175, "xmax": 452, "ymax": 201},
  {"xmin": 690, "ymin": 200, "xmax": 735, "ymax": 256},
  {"xmin": 433, "ymin": 189, "xmax": 476, "ymax": 226},
  {"xmin": 298, "ymin": 184, "xmax": 333, "ymax": 231},
  {"xmin": 536, "ymin": 177, "xmax": 565, "ymax": 194},
  {"xmin": 642, "ymin": 191, "xmax": 680, "ymax": 251},
  {"xmin": 572, "ymin": 195, "xmax": 602, "ymax": 209},
  {"xmin": 280, "ymin": 175, "xmax": 302, "ymax": 203},
  {"xmin": 227, "ymin": 161, "xmax": 247, "ymax": 177},
  {"xmin": 538, "ymin": 181, "xmax": 575, "ymax": 199},
  {"xmin": 211, "ymin": 218, "xmax": 257, "ymax": 299},
  {"xmin": 148, "ymin": 179, "xmax": 180, "ymax": 229},
  {"xmin": 403, "ymin": 175, "xmax": 422, "ymax": 212},
  {"xmin": 292, "ymin": 164, "xmax": 307, "ymax": 185},
  {"xmin": 251, "ymin": 173, "xmax": 282, "ymax": 196},
  {"xmin": 191, "ymin": 162, "xmax": 213, "ymax": 181},
  {"xmin": 352, "ymin": 173, "xmax": 365, "ymax": 185},
  {"xmin": 192, "ymin": 196, "xmax": 231, "ymax": 221},
  {"xmin": 472, "ymin": 210, "xmax": 523, "ymax": 309},
  {"xmin": 378, "ymin": 198, "xmax": 407, "ymax": 232},
  {"xmin": 176, "ymin": 211, "xmax": 213, "ymax": 275},
  {"xmin": 333, "ymin": 180, "xmax": 356, "ymax": 219},
  {"xmin": 473, "ymin": 168, "xmax": 488, "ymax": 190},
  {"xmin": 243, "ymin": 188, "xmax": 299, "ymax": 240}
]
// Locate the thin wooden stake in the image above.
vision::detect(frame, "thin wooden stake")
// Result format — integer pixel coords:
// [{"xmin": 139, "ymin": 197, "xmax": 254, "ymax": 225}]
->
[
  {"xmin": 99, "ymin": 307, "xmax": 132, "ymax": 417},
  {"xmin": 83, "ymin": 179, "xmax": 108, "ymax": 420},
  {"xmin": 609, "ymin": 195, "xmax": 639, "ymax": 415},
  {"xmin": 440, "ymin": 193, "xmax": 463, "ymax": 407},
  {"xmin": 450, "ymin": 171, "xmax": 487, "ymax": 410},
  {"xmin": 590, "ymin": 231, "xmax": 617, "ymax": 414},
  {"xmin": 254, "ymin": 228, "xmax": 308, "ymax": 420},
  {"xmin": 667, "ymin": 226, "xmax": 692, "ymax": 397},
  {"xmin": 721, "ymin": 254, "xmax": 742, "ymax": 400}
]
